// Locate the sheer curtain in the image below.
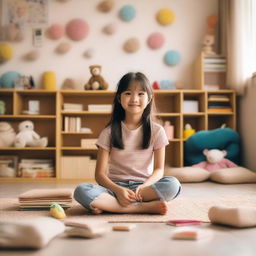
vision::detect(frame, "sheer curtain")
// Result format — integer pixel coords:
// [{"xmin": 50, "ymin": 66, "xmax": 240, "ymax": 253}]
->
[{"xmin": 219, "ymin": 0, "xmax": 256, "ymax": 95}]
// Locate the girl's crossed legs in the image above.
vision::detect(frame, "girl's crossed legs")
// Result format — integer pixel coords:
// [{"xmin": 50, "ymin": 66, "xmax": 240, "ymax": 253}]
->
[{"xmin": 74, "ymin": 177, "xmax": 181, "ymax": 215}]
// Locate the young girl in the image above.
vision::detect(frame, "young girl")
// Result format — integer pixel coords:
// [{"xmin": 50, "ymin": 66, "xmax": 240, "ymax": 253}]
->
[{"xmin": 74, "ymin": 72, "xmax": 181, "ymax": 215}]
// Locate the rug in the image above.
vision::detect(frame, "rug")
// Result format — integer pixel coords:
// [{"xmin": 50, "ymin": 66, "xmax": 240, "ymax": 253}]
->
[{"xmin": 1, "ymin": 194, "xmax": 256, "ymax": 223}]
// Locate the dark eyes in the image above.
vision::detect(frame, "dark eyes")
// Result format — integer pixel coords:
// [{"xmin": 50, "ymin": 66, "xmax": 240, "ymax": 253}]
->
[{"xmin": 123, "ymin": 92, "xmax": 145, "ymax": 96}]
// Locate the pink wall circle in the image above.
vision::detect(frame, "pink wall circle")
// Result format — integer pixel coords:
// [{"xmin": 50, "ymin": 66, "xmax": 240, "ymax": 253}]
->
[
  {"xmin": 48, "ymin": 24, "xmax": 64, "ymax": 40},
  {"xmin": 147, "ymin": 32, "xmax": 165, "ymax": 49},
  {"xmin": 66, "ymin": 19, "xmax": 89, "ymax": 41}
]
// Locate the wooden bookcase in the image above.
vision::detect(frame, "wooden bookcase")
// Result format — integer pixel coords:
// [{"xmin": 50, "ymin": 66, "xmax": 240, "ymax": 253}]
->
[
  {"xmin": 0, "ymin": 89, "xmax": 236, "ymax": 182},
  {"xmin": 0, "ymin": 89, "xmax": 57, "ymax": 182},
  {"xmin": 194, "ymin": 52, "xmax": 227, "ymax": 90}
]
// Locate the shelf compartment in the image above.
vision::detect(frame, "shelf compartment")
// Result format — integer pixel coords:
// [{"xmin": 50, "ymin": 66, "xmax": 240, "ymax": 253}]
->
[
  {"xmin": 208, "ymin": 115, "xmax": 236, "ymax": 130},
  {"xmin": 0, "ymin": 91, "xmax": 13, "ymax": 115},
  {"xmin": 0, "ymin": 119, "xmax": 56, "ymax": 147},
  {"xmin": 154, "ymin": 92, "xmax": 181, "ymax": 113},
  {"xmin": 165, "ymin": 141, "xmax": 182, "ymax": 167},
  {"xmin": 60, "ymin": 92, "xmax": 114, "ymax": 113},
  {"xmin": 15, "ymin": 91, "xmax": 56, "ymax": 115},
  {"xmin": 183, "ymin": 115, "xmax": 206, "ymax": 133},
  {"xmin": 182, "ymin": 91, "xmax": 206, "ymax": 113},
  {"xmin": 157, "ymin": 116, "xmax": 181, "ymax": 139}
]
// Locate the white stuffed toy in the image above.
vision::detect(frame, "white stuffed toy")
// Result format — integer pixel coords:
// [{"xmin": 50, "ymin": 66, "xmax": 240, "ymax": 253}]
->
[
  {"xmin": 14, "ymin": 120, "xmax": 48, "ymax": 147},
  {"xmin": 0, "ymin": 122, "xmax": 16, "ymax": 147}
]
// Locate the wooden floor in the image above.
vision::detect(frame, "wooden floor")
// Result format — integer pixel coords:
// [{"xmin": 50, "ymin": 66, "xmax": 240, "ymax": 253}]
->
[{"xmin": 0, "ymin": 182, "xmax": 256, "ymax": 256}]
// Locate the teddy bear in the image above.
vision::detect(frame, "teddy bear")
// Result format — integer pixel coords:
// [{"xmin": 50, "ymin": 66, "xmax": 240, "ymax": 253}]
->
[
  {"xmin": 0, "ymin": 122, "xmax": 16, "ymax": 147},
  {"xmin": 14, "ymin": 120, "xmax": 48, "ymax": 147},
  {"xmin": 192, "ymin": 149, "xmax": 238, "ymax": 172},
  {"xmin": 202, "ymin": 34, "xmax": 216, "ymax": 56},
  {"xmin": 84, "ymin": 65, "xmax": 108, "ymax": 90}
]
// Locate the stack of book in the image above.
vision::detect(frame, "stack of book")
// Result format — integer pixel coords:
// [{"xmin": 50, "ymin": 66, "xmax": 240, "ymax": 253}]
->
[
  {"xmin": 18, "ymin": 159, "xmax": 54, "ymax": 178},
  {"xmin": 63, "ymin": 103, "xmax": 83, "ymax": 111},
  {"xmin": 18, "ymin": 188, "xmax": 73, "ymax": 210},
  {"xmin": 204, "ymin": 56, "xmax": 226, "ymax": 72},
  {"xmin": 208, "ymin": 95, "xmax": 232, "ymax": 112},
  {"xmin": 64, "ymin": 116, "xmax": 81, "ymax": 132}
]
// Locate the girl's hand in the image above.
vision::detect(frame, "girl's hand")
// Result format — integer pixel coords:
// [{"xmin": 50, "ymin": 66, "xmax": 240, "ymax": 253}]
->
[
  {"xmin": 135, "ymin": 184, "xmax": 145, "ymax": 202},
  {"xmin": 115, "ymin": 187, "xmax": 136, "ymax": 207}
]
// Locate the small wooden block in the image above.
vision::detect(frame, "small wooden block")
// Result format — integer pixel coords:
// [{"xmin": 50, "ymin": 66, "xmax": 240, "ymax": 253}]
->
[{"xmin": 112, "ymin": 224, "xmax": 136, "ymax": 231}]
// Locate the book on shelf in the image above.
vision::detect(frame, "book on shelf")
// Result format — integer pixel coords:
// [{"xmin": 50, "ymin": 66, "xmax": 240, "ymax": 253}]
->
[
  {"xmin": 204, "ymin": 57, "xmax": 226, "ymax": 64},
  {"xmin": 64, "ymin": 116, "xmax": 81, "ymax": 132},
  {"xmin": 18, "ymin": 159, "xmax": 54, "ymax": 178},
  {"xmin": 63, "ymin": 103, "xmax": 83, "ymax": 111},
  {"xmin": 208, "ymin": 108, "xmax": 232, "ymax": 112},
  {"xmin": 208, "ymin": 95, "xmax": 230, "ymax": 101},
  {"xmin": 204, "ymin": 84, "xmax": 220, "ymax": 91},
  {"xmin": 88, "ymin": 104, "xmax": 112, "ymax": 112}
]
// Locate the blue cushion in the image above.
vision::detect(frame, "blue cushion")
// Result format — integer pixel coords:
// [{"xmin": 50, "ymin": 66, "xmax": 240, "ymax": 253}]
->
[{"xmin": 185, "ymin": 128, "xmax": 240, "ymax": 166}]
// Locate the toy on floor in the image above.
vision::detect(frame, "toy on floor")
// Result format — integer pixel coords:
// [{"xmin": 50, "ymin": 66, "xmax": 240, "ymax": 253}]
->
[
  {"xmin": 0, "ymin": 122, "xmax": 16, "ymax": 147},
  {"xmin": 208, "ymin": 206, "xmax": 256, "ymax": 228},
  {"xmin": 84, "ymin": 65, "xmax": 108, "ymax": 90},
  {"xmin": 171, "ymin": 227, "xmax": 212, "ymax": 240},
  {"xmin": 112, "ymin": 224, "xmax": 136, "ymax": 231},
  {"xmin": 50, "ymin": 203, "xmax": 66, "ymax": 219},
  {"xmin": 192, "ymin": 149, "xmax": 237, "ymax": 172},
  {"xmin": 14, "ymin": 120, "xmax": 48, "ymax": 147},
  {"xmin": 64, "ymin": 219, "xmax": 109, "ymax": 238}
]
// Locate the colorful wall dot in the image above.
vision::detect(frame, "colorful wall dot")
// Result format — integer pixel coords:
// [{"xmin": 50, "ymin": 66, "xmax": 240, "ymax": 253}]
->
[
  {"xmin": 102, "ymin": 23, "xmax": 117, "ymax": 35},
  {"xmin": 55, "ymin": 42, "xmax": 71, "ymax": 54},
  {"xmin": 156, "ymin": 9, "xmax": 175, "ymax": 26},
  {"xmin": 147, "ymin": 32, "xmax": 165, "ymax": 49},
  {"xmin": 119, "ymin": 5, "xmax": 136, "ymax": 22},
  {"xmin": 48, "ymin": 24, "xmax": 64, "ymax": 40},
  {"xmin": 66, "ymin": 19, "xmax": 89, "ymax": 41},
  {"xmin": 164, "ymin": 50, "xmax": 181, "ymax": 66},
  {"xmin": 0, "ymin": 44, "xmax": 13, "ymax": 62},
  {"xmin": 123, "ymin": 37, "xmax": 140, "ymax": 53}
]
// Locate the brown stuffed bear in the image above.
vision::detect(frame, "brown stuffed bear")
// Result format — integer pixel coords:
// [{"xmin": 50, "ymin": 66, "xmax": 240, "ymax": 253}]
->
[{"xmin": 84, "ymin": 65, "xmax": 108, "ymax": 90}]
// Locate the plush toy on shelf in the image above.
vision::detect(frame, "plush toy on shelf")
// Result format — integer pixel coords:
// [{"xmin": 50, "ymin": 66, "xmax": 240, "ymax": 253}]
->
[
  {"xmin": 84, "ymin": 65, "xmax": 108, "ymax": 90},
  {"xmin": 0, "ymin": 122, "xmax": 16, "ymax": 147},
  {"xmin": 192, "ymin": 149, "xmax": 238, "ymax": 172},
  {"xmin": 14, "ymin": 120, "xmax": 48, "ymax": 147},
  {"xmin": 202, "ymin": 14, "xmax": 218, "ymax": 56}
]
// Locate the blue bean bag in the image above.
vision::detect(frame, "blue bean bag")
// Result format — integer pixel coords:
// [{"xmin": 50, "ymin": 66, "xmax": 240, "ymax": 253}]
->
[{"xmin": 185, "ymin": 128, "xmax": 241, "ymax": 166}]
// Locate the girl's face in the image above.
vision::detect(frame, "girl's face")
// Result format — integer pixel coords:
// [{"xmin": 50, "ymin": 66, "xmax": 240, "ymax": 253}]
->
[{"xmin": 120, "ymin": 81, "xmax": 150, "ymax": 116}]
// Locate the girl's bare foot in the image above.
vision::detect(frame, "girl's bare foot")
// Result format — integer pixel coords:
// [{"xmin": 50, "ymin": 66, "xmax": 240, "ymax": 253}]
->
[
  {"xmin": 142, "ymin": 200, "xmax": 168, "ymax": 215},
  {"xmin": 91, "ymin": 207, "xmax": 103, "ymax": 214}
]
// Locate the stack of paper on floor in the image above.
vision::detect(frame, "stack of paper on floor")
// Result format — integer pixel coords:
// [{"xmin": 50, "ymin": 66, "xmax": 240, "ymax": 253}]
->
[
  {"xmin": 18, "ymin": 189, "xmax": 73, "ymax": 210},
  {"xmin": 64, "ymin": 218, "xmax": 110, "ymax": 238}
]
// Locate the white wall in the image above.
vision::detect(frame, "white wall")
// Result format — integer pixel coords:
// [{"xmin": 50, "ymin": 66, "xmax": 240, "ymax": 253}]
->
[{"xmin": 0, "ymin": 0, "xmax": 218, "ymax": 90}]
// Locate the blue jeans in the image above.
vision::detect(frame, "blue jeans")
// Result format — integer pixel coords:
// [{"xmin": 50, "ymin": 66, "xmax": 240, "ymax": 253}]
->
[{"xmin": 74, "ymin": 176, "xmax": 181, "ymax": 210}]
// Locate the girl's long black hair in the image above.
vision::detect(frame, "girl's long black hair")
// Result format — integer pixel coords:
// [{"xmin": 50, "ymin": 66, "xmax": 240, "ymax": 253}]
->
[{"xmin": 107, "ymin": 72, "xmax": 155, "ymax": 149}]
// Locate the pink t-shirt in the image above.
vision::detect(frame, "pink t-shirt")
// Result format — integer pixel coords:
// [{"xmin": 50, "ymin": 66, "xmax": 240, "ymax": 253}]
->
[{"xmin": 96, "ymin": 122, "xmax": 169, "ymax": 182}]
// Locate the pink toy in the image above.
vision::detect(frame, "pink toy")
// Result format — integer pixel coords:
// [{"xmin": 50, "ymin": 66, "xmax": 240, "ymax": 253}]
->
[{"xmin": 192, "ymin": 149, "xmax": 237, "ymax": 172}]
